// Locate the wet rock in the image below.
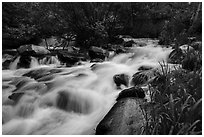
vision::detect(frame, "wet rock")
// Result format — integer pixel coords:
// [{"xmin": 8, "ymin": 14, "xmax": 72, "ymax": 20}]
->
[
  {"xmin": 57, "ymin": 50, "xmax": 86, "ymax": 66},
  {"xmin": 56, "ymin": 91, "xmax": 90, "ymax": 114},
  {"xmin": 138, "ymin": 65, "xmax": 153, "ymax": 71},
  {"xmin": 88, "ymin": 46, "xmax": 108, "ymax": 60},
  {"xmin": 56, "ymin": 91, "xmax": 68, "ymax": 111},
  {"xmin": 131, "ymin": 72, "xmax": 148, "ymax": 86},
  {"xmin": 8, "ymin": 92, "xmax": 24, "ymax": 102},
  {"xmin": 18, "ymin": 55, "xmax": 32, "ymax": 68},
  {"xmin": 96, "ymin": 98, "xmax": 144, "ymax": 135},
  {"xmin": 90, "ymin": 58, "xmax": 104, "ymax": 63},
  {"xmin": 17, "ymin": 44, "xmax": 50, "ymax": 56},
  {"xmin": 123, "ymin": 40, "xmax": 135, "ymax": 47},
  {"xmin": 36, "ymin": 74, "xmax": 56, "ymax": 82},
  {"xmin": 10, "ymin": 77, "xmax": 33, "ymax": 91},
  {"xmin": 23, "ymin": 68, "xmax": 51, "ymax": 80},
  {"xmin": 49, "ymin": 68, "xmax": 63, "ymax": 74},
  {"xmin": 136, "ymin": 42, "xmax": 147, "ymax": 47},
  {"xmin": 116, "ymin": 86, "xmax": 145, "ymax": 101},
  {"xmin": 113, "ymin": 74, "xmax": 129, "ymax": 88},
  {"xmin": 115, "ymin": 47, "xmax": 127, "ymax": 54}
]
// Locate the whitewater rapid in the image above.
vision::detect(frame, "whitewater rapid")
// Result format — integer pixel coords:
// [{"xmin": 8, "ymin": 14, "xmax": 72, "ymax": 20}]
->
[{"xmin": 2, "ymin": 40, "xmax": 173, "ymax": 134}]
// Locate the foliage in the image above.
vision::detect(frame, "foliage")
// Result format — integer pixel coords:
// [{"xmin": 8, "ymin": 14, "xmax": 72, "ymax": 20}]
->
[
  {"xmin": 141, "ymin": 61, "xmax": 202, "ymax": 135},
  {"xmin": 158, "ymin": 2, "xmax": 202, "ymax": 45},
  {"xmin": 3, "ymin": 2, "xmax": 202, "ymax": 49}
]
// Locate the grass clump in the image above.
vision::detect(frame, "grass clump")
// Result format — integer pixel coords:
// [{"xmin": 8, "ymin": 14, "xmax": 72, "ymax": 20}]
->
[{"xmin": 140, "ymin": 61, "xmax": 202, "ymax": 135}]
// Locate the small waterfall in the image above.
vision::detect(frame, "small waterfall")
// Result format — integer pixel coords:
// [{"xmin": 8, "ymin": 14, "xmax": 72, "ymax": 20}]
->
[
  {"xmin": 9, "ymin": 56, "xmax": 20, "ymax": 70},
  {"xmin": 30, "ymin": 57, "xmax": 39, "ymax": 68},
  {"xmin": 39, "ymin": 56, "xmax": 61, "ymax": 65}
]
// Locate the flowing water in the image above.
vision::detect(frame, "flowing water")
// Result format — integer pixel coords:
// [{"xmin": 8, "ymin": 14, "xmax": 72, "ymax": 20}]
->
[{"xmin": 2, "ymin": 39, "xmax": 174, "ymax": 135}]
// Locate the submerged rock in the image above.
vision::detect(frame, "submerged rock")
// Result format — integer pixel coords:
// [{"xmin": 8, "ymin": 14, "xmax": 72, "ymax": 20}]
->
[
  {"xmin": 23, "ymin": 68, "xmax": 51, "ymax": 80},
  {"xmin": 116, "ymin": 86, "xmax": 145, "ymax": 101},
  {"xmin": 96, "ymin": 98, "xmax": 144, "ymax": 135},
  {"xmin": 56, "ymin": 91, "xmax": 90, "ymax": 114}
]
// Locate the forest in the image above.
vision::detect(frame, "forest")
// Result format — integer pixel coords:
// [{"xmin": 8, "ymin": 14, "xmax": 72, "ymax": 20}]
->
[{"xmin": 2, "ymin": 2, "xmax": 202, "ymax": 49}]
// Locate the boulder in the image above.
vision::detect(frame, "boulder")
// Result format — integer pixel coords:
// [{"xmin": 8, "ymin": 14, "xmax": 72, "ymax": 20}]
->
[
  {"xmin": 116, "ymin": 86, "xmax": 145, "ymax": 101},
  {"xmin": 123, "ymin": 40, "xmax": 135, "ymax": 47},
  {"xmin": 88, "ymin": 46, "xmax": 108, "ymax": 60},
  {"xmin": 17, "ymin": 44, "xmax": 50, "ymax": 56},
  {"xmin": 96, "ymin": 98, "xmax": 144, "ymax": 135},
  {"xmin": 18, "ymin": 56, "xmax": 32, "ymax": 68},
  {"xmin": 113, "ymin": 74, "xmax": 129, "ymax": 88},
  {"xmin": 131, "ymin": 71, "xmax": 148, "ymax": 86},
  {"xmin": 57, "ymin": 51, "xmax": 86, "ymax": 66}
]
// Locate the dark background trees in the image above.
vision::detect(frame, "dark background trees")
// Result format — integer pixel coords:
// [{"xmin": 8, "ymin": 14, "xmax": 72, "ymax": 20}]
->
[{"xmin": 2, "ymin": 2, "xmax": 202, "ymax": 49}]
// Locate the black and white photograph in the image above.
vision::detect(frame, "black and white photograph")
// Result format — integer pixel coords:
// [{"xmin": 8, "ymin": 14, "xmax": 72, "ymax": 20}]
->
[{"xmin": 2, "ymin": 1, "xmax": 202, "ymax": 135}]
